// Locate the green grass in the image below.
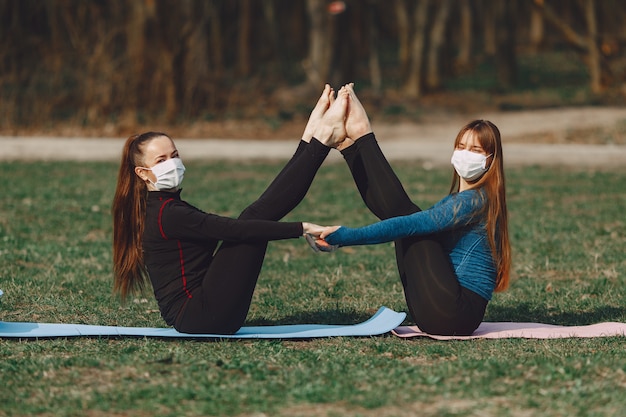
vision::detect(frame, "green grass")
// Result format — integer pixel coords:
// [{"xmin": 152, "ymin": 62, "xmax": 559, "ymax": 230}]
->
[{"xmin": 1, "ymin": 159, "xmax": 625, "ymax": 417}]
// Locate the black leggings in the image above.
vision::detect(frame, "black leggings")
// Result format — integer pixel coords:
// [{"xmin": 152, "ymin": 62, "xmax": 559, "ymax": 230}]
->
[
  {"xmin": 341, "ymin": 133, "xmax": 487, "ymax": 335},
  {"xmin": 175, "ymin": 139, "xmax": 330, "ymax": 334}
]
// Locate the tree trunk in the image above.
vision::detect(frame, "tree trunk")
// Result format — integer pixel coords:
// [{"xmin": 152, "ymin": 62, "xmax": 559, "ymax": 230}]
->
[
  {"xmin": 529, "ymin": 4, "xmax": 544, "ymax": 52},
  {"xmin": 532, "ymin": 0, "xmax": 604, "ymax": 93},
  {"xmin": 44, "ymin": 2, "xmax": 64, "ymax": 73},
  {"xmin": 162, "ymin": 49, "xmax": 177, "ymax": 123},
  {"xmin": 367, "ymin": 1, "xmax": 382, "ymax": 94},
  {"xmin": 494, "ymin": 1, "xmax": 517, "ymax": 89},
  {"xmin": 304, "ymin": 0, "xmax": 329, "ymax": 86},
  {"xmin": 583, "ymin": 0, "xmax": 602, "ymax": 93},
  {"xmin": 426, "ymin": 0, "xmax": 452, "ymax": 90},
  {"xmin": 238, "ymin": 0, "xmax": 251, "ymax": 77},
  {"xmin": 84, "ymin": 3, "xmax": 108, "ymax": 124},
  {"xmin": 262, "ymin": 0, "xmax": 281, "ymax": 65},
  {"xmin": 207, "ymin": 0, "xmax": 224, "ymax": 91},
  {"xmin": 532, "ymin": 0, "xmax": 586, "ymax": 49},
  {"xmin": 122, "ymin": 1, "xmax": 152, "ymax": 126},
  {"xmin": 483, "ymin": 0, "xmax": 497, "ymax": 56},
  {"xmin": 181, "ymin": 0, "xmax": 212, "ymax": 115},
  {"xmin": 395, "ymin": 0, "xmax": 411, "ymax": 79},
  {"xmin": 328, "ymin": 1, "xmax": 353, "ymax": 87},
  {"xmin": 455, "ymin": 0, "xmax": 472, "ymax": 72},
  {"xmin": 404, "ymin": 0, "xmax": 431, "ymax": 98},
  {"xmin": 148, "ymin": 2, "xmax": 177, "ymax": 123}
]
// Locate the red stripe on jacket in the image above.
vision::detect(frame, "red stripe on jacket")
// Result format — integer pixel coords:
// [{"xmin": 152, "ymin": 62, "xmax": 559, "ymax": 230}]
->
[{"xmin": 158, "ymin": 198, "xmax": 193, "ymax": 299}]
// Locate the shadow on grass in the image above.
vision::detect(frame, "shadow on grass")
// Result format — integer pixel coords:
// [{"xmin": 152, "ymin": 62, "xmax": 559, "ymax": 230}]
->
[
  {"xmin": 245, "ymin": 308, "xmax": 384, "ymax": 326},
  {"xmin": 250, "ymin": 303, "xmax": 626, "ymax": 328},
  {"xmin": 486, "ymin": 302, "xmax": 626, "ymax": 325}
]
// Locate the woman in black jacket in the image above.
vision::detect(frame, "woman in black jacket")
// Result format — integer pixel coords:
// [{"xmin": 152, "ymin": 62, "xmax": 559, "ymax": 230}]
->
[{"xmin": 112, "ymin": 85, "xmax": 347, "ymax": 334}]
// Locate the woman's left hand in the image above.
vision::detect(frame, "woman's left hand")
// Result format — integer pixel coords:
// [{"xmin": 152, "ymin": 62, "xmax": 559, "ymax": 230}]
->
[{"xmin": 320, "ymin": 226, "xmax": 341, "ymax": 239}]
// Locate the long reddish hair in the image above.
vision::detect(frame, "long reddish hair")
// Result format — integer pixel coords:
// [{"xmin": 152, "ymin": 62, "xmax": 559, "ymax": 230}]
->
[
  {"xmin": 112, "ymin": 132, "xmax": 170, "ymax": 300},
  {"xmin": 450, "ymin": 120, "xmax": 511, "ymax": 292}
]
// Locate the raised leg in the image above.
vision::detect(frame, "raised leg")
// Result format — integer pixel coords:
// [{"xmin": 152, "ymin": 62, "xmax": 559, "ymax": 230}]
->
[
  {"xmin": 340, "ymin": 84, "xmax": 418, "ymax": 219},
  {"xmin": 175, "ymin": 86, "xmax": 337, "ymax": 333}
]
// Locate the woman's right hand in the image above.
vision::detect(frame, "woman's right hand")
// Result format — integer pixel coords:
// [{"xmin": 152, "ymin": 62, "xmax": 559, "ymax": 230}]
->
[
  {"xmin": 303, "ymin": 224, "xmax": 341, "ymax": 253},
  {"xmin": 302, "ymin": 222, "xmax": 327, "ymax": 237}
]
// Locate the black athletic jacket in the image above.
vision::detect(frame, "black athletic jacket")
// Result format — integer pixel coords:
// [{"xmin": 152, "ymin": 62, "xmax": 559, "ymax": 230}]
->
[{"xmin": 142, "ymin": 190, "xmax": 303, "ymax": 326}]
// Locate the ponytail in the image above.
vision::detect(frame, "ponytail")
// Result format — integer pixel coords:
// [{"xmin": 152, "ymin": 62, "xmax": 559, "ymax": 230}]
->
[{"xmin": 112, "ymin": 132, "xmax": 169, "ymax": 300}]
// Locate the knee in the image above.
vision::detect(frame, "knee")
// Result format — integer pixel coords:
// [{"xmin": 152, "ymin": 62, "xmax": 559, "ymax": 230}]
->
[{"xmin": 238, "ymin": 204, "xmax": 260, "ymax": 220}]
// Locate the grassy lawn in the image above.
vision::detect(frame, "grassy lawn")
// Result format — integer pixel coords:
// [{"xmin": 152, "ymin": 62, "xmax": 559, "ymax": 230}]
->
[{"xmin": 1, "ymin": 157, "xmax": 625, "ymax": 417}]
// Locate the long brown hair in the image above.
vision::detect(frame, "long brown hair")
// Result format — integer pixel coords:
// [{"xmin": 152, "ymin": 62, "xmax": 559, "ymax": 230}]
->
[
  {"xmin": 449, "ymin": 120, "xmax": 511, "ymax": 292},
  {"xmin": 112, "ymin": 132, "xmax": 170, "ymax": 300}
]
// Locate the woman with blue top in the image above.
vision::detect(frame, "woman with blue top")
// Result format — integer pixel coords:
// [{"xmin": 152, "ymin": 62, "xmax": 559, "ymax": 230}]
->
[{"xmin": 320, "ymin": 84, "xmax": 511, "ymax": 336}]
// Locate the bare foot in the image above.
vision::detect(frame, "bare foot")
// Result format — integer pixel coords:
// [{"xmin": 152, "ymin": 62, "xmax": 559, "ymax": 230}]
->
[
  {"xmin": 302, "ymin": 84, "xmax": 334, "ymax": 143},
  {"xmin": 345, "ymin": 83, "xmax": 373, "ymax": 142},
  {"xmin": 312, "ymin": 86, "xmax": 348, "ymax": 148}
]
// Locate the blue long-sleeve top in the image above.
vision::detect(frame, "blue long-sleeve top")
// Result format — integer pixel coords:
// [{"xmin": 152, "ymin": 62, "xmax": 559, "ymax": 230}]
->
[{"xmin": 324, "ymin": 189, "xmax": 497, "ymax": 300}]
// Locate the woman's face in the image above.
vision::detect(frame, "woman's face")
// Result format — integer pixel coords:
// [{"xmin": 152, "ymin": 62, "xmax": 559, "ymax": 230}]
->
[
  {"xmin": 134, "ymin": 136, "xmax": 180, "ymax": 187},
  {"xmin": 454, "ymin": 130, "xmax": 493, "ymax": 189},
  {"xmin": 456, "ymin": 130, "xmax": 487, "ymax": 155}
]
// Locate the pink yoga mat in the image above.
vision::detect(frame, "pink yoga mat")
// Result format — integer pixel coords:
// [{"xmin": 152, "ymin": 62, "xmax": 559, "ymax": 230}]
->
[{"xmin": 393, "ymin": 321, "xmax": 626, "ymax": 340}]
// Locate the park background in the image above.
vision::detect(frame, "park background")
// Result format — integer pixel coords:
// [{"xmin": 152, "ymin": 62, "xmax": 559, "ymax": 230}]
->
[
  {"xmin": 1, "ymin": 0, "xmax": 625, "ymax": 138},
  {"xmin": 2, "ymin": 1, "xmax": 626, "ymax": 417}
]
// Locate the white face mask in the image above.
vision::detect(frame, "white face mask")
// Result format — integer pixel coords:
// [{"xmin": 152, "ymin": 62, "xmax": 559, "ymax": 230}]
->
[
  {"xmin": 148, "ymin": 158, "xmax": 186, "ymax": 190},
  {"xmin": 451, "ymin": 149, "xmax": 491, "ymax": 181}
]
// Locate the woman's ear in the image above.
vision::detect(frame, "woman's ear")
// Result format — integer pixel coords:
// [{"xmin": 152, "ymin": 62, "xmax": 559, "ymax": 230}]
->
[{"xmin": 134, "ymin": 166, "xmax": 148, "ymax": 182}]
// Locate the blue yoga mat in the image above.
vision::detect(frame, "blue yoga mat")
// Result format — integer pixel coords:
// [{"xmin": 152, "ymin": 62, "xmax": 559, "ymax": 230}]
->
[{"xmin": 0, "ymin": 307, "xmax": 405, "ymax": 339}]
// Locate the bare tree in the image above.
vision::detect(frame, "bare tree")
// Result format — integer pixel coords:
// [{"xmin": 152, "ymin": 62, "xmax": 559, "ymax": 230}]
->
[
  {"xmin": 404, "ymin": 0, "xmax": 431, "ymax": 97},
  {"xmin": 207, "ymin": 0, "xmax": 224, "ymax": 93},
  {"xmin": 367, "ymin": 0, "xmax": 382, "ymax": 94},
  {"xmin": 528, "ymin": 2, "xmax": 545, "ymax": 52},
  {"xmin": 237, "ymin": 0, "xmax": 252, "ymax": 77},
  {"xmin": 583, "ymin": 0, "xmax": 602, "ymax": 93},
  {"xmin": 455, "ymin": 0, "xmax": 473, "ymax": 72},
  {"xmin": 483, "ymin": 0, "xmax": 497, "ymax": 56},
  {"xmin": 122, "ymin": 0, "xmax": 153, "ymax": 127},
  {"xmin": 395, "ymin": 0, "xmax": 411, "ymax": 79},
  {"xmin": 2, "ymin": 0, "xmax": 625, "ymax": 130},
  {"xmin": 261, "ymin": 0, "xmax": 282, "ymax": 69},
  {"xmin": 532, "ymin": 0, "xmax": 604, "ymax": 93},
  {"xmin": 180, "ymin": 0, "xmax": 212, "ymax": 116},
  {"xmin": 494, "ymin": 1, "xmax": 517, "ymax": 89},
  {"xmin": 83, "ymin": 3, "xmax": 119, "ymax": 124},
  {"xmin": 426, "ymin": 0, "xmax": 452, "ymax": 90},
  {"xmin": 303, "ymin": 0, "xmax": 330, "ymax": 87}
]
